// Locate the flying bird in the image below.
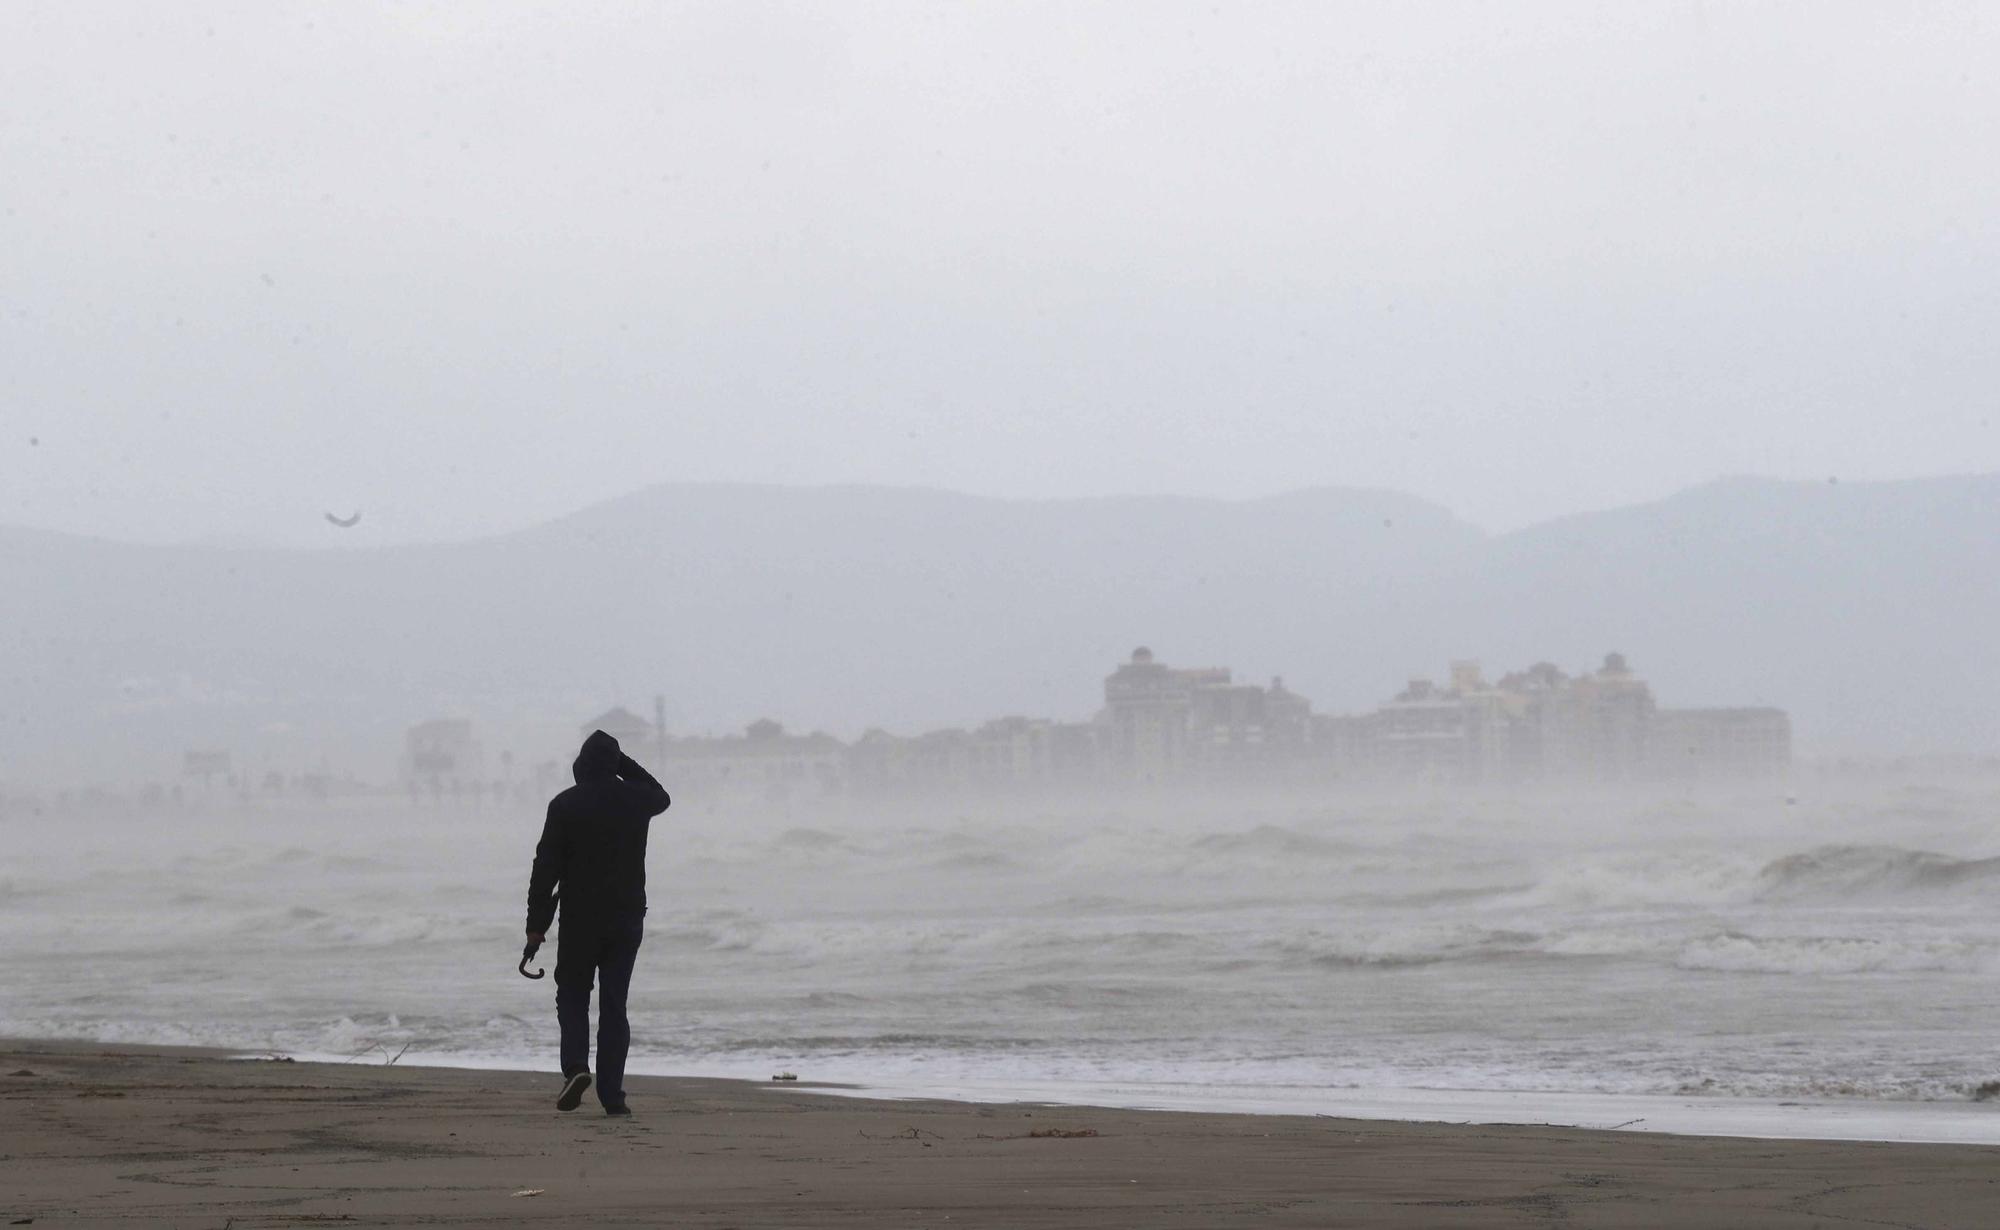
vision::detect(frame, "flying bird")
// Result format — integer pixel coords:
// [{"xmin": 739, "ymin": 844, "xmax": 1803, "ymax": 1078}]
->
[{"xmin": 325, "ymin": 510, "xmax": 362, "ymax": 528}]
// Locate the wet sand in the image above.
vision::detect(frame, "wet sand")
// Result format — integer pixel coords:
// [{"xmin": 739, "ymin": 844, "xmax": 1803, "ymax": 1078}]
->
[{"xmin": 2, "ymin": 1040, "xmax": 1996, "ymax": 1228}]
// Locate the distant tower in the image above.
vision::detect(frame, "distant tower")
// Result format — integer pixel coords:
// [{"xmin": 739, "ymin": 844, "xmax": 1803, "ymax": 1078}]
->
[{"xmin": 1102, "ymin": 646, "xmax": 1192, "ymax": 783}]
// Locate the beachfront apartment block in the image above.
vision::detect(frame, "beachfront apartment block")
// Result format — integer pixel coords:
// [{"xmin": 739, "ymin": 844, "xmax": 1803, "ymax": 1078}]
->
[
  {"xmin": 660, "ymin": 718, "xmax": 847, "ymax": 801},
  {"xmin": 1320, "ymin": 653, "xmax": 1788, "ymax": 785},
  {"xmin": 401, "ymin": 718, "xmax": 481, "ymax": 790}
]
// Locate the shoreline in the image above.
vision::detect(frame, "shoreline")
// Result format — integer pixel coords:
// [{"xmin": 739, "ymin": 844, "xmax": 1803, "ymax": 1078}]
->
[
  {"xmin": 205, "ymin": 1041, "xmax": 2000, "ymax": 1148},
  {"xmin": 6, "ymin": 1039, "xmax": 1998, "ymax": 1227},
  {"xmin": 21, "ymin": 1035, "xmax": 2000, "ymax": 1147}
]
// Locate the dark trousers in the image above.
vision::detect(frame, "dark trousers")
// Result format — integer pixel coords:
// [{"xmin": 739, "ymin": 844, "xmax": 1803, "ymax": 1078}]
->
[{"xmin": 554, "ymin": 918, "xmax": 644, "ymax": 1106}]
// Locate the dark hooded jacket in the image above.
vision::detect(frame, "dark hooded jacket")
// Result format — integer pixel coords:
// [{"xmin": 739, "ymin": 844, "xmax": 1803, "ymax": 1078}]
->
[{"xmin": 525, "ymin": 730, "xmax": 671, "ymax": 935}]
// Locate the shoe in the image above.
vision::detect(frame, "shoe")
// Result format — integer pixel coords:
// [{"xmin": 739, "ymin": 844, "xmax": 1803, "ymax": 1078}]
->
[
  {"xmin": 556, "ymin": 1072, "xmax": 592, "ymax": 1112},
  {"xmin": 604, "ymin": 1102, "xmax": 632, "ymax": 1117}
]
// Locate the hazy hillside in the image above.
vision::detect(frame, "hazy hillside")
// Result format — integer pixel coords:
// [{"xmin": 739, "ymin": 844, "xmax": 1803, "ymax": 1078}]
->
[
  {"xmin": 1469, "ymin": 475, "xmax": 2000, "ymax": 752},
  {"xmin": 4, "ymin": 476, "xmax": 1995, "ymax": 783}
]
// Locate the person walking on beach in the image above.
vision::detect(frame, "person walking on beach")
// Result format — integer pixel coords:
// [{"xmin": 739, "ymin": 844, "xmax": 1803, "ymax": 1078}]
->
[{"xmin": 525, "ymin": 729, "xmax": 671, "ymax": 1115}]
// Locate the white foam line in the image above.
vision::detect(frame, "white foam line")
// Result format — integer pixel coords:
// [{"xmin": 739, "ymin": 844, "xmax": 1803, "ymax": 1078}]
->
[{"xmin": 780, "ymin": 1078, "xmax": 2000, "ymax": 1146}]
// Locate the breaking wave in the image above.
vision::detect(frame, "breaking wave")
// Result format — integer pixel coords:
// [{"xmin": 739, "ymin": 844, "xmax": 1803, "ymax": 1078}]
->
[
  {"xmin": 1272, "ymin": 923, "xmax": 1543, "ymax": 969},
  {"xmin": 1190, "ymin": 824, "xmax": 1359, "ymax": 860},
  {"xmin": 1516, "ymin": 843, "xmax": 2000, "ymax": 911},
  {"xmin": 1753, "ymin": 845, "xmax": 2000, "ymax": 902}
]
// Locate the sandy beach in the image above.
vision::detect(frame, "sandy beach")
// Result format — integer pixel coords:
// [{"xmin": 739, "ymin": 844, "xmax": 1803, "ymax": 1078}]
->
[{"xmin": 1, "ymin": 1041, "xmax": 1995, "ymax": 1228}]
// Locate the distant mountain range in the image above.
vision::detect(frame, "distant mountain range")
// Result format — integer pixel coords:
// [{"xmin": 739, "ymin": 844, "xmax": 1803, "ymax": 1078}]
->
[{"xmin": 5, "ymin": 475, "xmax": 1996, "ymax": 782}]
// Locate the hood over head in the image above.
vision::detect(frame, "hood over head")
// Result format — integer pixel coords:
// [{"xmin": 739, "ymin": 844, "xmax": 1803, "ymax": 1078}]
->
[{"xmin": 573, "ymin": 729, "xmax": 623, "ymax": 784}]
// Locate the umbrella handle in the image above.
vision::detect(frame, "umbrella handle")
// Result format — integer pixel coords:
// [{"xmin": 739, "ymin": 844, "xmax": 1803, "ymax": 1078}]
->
[{"xmin": 520, "ymin": 894, "xmax": 556, "ymax": 979}]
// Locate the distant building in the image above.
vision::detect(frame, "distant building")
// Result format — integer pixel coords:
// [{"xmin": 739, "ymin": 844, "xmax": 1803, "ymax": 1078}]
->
[
  {"xmin": 182, "ymin": 749, "xmax": 233, "ymax": 789},
  {"xmin": 904, "ymin": 728, "xmax": 975, "ymax": 792},
  {"xmin": 1100, "ymin": 647, "xmax": 1207, "ymax": 783},
  {"xmin": 1040, "ymin": 722, "xmax": 1094, "ymax": 785},
  {"xmin": 845, "ymin": 645, "xmax": 1790, "ymax": 797},
  {"xmin": 1648, "ymin": 708, "xmax": 1792, "ymax": 779},
  {"xmin": 580, "ymin": 706, "xmax": 655, "ymax": 753},
  {"xmin": 848, "ymin": 727, "xmax": 917, "ymax": 794},
  {"xmin": 1490, "ymin": 661, "xmax": 1571, "ymax": 777},
  {"xmin": 402, "ymin": 719, "xmax": 478, "ymax": 787},
  {"xmin": 1092, "ymin": 648, "xmax": 1324, "ymax": 784},
  {"xmin": 663, "ymin": 719, "xmax": 846, "ymax": 800},
  {"xmin": 1323, "ymin": 653, "xmax": 1787, "ymax": 784},
  {"xmin": 1187, "ymin": 675, "xmax": 1313, "ymax": 777},
  {"xmin": 1370, "ymin": 676, "xmax": 1493, "ymax": 782},
  {"xmin": 1547, "ymin": 653, "xmax": 1656, "ymax": 780},
  {"xmin": 1308, "ymin": 712, "xmax": 1377, "ymax": 778},
  {"xmin": 965, "ymin": 717, "xmax": 1055, "ymax": 785}
]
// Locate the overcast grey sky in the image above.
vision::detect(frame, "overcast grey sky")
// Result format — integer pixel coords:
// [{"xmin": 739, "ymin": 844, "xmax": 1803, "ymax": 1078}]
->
[{"xmin": 3, "ymin": 1, "xmax": 1996, "ymax": 544}]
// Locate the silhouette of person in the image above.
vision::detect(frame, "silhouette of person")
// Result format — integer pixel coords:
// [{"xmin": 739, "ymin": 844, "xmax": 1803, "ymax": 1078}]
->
[{"xmin": 526, "ymin": 729, "xmax": 671, "ymax": 1114}]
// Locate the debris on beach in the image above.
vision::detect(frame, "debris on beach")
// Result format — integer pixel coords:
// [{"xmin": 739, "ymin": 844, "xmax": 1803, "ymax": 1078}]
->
[
  {"xmin": 7, "ymin": 1069, "xmax": 34, "ymax": 1077},
  {"xmin": 978, "ymin": 1125, "xmax": 1102, "ymax": 1141},
  {"xmin": 510, "ymin": 1189, "xmax": 546, "ymax": 1198},
  {"xmin": 1027, "ymin": 1128, "xmax": 1097, "ymax": 1139},
  {"xmin": 772, "ymin": 1072, "xmax": 797, "ymax": 1081},
  {"xmin": 860, "ymin": 1126, "xmax": 941, "ymax": 1146},
  {"xmin": 1972, "ymin": 1080, "xmax": 2000, "ymax": 1102}
]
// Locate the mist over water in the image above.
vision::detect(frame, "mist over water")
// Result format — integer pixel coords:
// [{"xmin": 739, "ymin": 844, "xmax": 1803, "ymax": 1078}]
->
[{"xmin": 10, "ymin": 771, "xmax": 2000, "ymax": 1111}]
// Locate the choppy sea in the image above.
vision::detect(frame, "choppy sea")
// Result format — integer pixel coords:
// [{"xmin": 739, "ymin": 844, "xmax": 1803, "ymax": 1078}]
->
[{"xmin": 8, "ymin": 776, "xmax": 2000, "ymax": 1142}]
